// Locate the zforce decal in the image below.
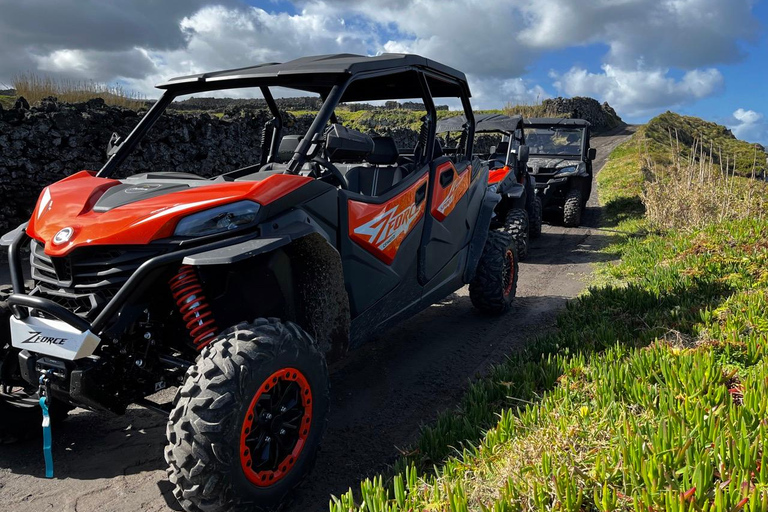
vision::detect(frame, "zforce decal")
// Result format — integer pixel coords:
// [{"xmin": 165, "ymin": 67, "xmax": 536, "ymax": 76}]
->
[
  {"xmin": 348, "ymin": 175, "xmax": 429, "ymax": 265},
  {"xmin": 431, "ymin": 162, "xmax": 471, "ymax": 222},
  {"xmin": 21, "ymin": 331, "xmax": 68, "ymax": 346}
]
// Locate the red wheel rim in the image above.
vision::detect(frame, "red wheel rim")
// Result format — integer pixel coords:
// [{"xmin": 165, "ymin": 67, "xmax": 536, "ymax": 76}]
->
[
  {"xmin": 240, "ymin": 368, "xmax": 313, "ymax": 486},
  {"xmin": 503, "ymin": 249, "xmax": 515, "ymax": 297}
]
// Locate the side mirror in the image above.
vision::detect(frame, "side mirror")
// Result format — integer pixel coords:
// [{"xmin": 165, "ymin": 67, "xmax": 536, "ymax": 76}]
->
[
  {"xmin": 518, "ymin": 145, "xmax": 530, "ymax": 164},
  {"xmin": 588, "ymin": 147, "xmax": 597, "ymax": 160},
  {"xmin": 106, "ymin": 132, "xmax": 122, "ymax": 158}
]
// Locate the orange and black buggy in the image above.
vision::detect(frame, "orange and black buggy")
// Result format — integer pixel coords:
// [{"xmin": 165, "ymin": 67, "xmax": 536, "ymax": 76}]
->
[
  {"xmin": 437, "ymin": 113, "xmax": 541, "ymax": 259},
  {"xmin": 0, "ymin": 54, "xmax": 520, "ymax": 512}
]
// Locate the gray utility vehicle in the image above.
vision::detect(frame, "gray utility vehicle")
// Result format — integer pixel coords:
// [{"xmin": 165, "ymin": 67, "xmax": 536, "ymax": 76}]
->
[
  {"xmin": 523, "ymin": 118, "xmax": 596, "ymax": 227},
  {"xmin": 436, "ymin": 114, "xmax": 540, "ymax": 259}
]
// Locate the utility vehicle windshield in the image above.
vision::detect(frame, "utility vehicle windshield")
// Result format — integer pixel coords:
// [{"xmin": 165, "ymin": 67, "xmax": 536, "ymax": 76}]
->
[{"xmin": 526, "ymin": 127, "xmax": 583, "ymax": 156}]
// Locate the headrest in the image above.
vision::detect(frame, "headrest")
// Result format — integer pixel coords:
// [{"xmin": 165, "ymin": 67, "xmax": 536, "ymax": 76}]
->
[
  {"xmin": 366, "ymin": 136, "xmax": 399, "ymax": 165},
  {"xmin": 493, "ymin": 141, "xmax": 509, "ymax": 157},
  {"xmin": 277, "ymin": 135, "xmax": 303, "ymax": 162},
  {"xmin": 325, "ymin": 124, "xmax": 374, "ymax": 162}
]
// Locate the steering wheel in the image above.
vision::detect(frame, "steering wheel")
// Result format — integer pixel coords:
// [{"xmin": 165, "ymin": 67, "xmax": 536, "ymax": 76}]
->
[{"xmin": 311, "ymin": 155, "xmax": 349, "ymax": 189}]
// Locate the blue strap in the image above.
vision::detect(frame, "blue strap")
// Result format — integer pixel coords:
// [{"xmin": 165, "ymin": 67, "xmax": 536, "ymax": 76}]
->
[{"xmin": 39, "ymin": 396, "xmax": 54, "ymax": 478}]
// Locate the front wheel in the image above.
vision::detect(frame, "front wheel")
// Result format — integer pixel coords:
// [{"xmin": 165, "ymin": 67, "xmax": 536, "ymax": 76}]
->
[
  {"xmin": 563, "ymin": 189, "xmax": 583, "ymax": 227},
  {"xmin": 165, "ymin": 318, "xmax": 330, "ymax": 512}
]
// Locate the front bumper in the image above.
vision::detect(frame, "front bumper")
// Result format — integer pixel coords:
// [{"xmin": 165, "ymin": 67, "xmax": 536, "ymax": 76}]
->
[
  {"xmin": 533, "ymin": 177, "xmax": 570, "ymax": 207},
  {"xmin": 3, "ymin": 225, "xmax": 262, "ymax": 412}
]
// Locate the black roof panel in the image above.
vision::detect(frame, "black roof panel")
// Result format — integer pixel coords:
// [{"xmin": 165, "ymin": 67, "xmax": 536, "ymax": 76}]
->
[
  {"xmin": 437, "ymin": 113, "xmax": 523, "ymax": 133},
  {"xmin": 524, "ymin": 117, "xmax": 591, "ymax": 127},
  {"xmin": 157, "ymin": 53, "xmax": 468, "ymax": 94}
]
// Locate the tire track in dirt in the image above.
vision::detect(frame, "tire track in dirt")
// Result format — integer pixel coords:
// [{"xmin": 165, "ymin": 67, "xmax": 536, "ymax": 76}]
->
[{"xmin": 0, "ymin": 126, "xmax": 636, "ymax": 512}]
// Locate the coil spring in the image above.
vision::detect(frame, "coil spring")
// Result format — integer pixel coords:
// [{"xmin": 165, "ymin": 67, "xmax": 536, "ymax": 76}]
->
[{"xmin": 169, "ymin": 265, "xmax": 218, "ymax": 350}]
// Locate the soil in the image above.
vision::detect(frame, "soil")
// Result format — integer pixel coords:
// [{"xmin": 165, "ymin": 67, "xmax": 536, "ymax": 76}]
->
[{"xmin": 0, "ymin": 126, "xmax": 637, "ymax": 512}]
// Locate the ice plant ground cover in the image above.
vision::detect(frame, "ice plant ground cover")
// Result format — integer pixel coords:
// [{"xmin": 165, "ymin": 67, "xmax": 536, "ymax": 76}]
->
[{"xmin": 329, "ymin": 124, "xmax": 768, "ymax": 512}]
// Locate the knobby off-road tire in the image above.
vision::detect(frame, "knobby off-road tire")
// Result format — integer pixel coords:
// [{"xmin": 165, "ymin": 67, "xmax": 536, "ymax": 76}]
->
[
  {"xmin": 0, "ymin": 285, "xmax": 70, "ymax": 444},
  {"xmin": 529, "ymin": 196, "xmax": 543, "ymax": 239},
  {"xmin": 165, "ymin": 318, "xmax": 330, "ymax": 512},
  {"xmin": 503, "ymin": 208, "xmax": 529, "ymax": 260},
  {"xmin": 469, "ymin": 225, "xmax": 519, "ymax": 315},
  {"xmin": 563, "ymin": 189, "xmax": 583, "ymax": 227}
]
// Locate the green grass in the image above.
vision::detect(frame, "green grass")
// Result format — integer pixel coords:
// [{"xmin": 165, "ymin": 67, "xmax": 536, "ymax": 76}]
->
[
  {"xmin": 328, "ymin": 127, "xmax": 768, "ymax": 512},
  {"xmin": 0, "ymin": 93, "xmax": 17, "ymax": 109},
  {"xmin": 596, "ymin": 135, "xmax": 647, "ymax": 231}
]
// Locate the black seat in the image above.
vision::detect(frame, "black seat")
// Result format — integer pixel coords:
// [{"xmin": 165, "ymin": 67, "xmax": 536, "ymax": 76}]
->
[
  {"xmin": 276, "ymin": 135, "xmax": 303, "ymax": 162},
  {"xmin": 347, "ymin": 136, "xmax": 406, "ymax": 196}
]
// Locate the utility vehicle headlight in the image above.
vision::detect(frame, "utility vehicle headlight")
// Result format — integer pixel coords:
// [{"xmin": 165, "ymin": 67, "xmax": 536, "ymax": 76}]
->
[
  {"xmin": 554, "ymin": 166, "xmax": 579, "ymax": 177},
  {"xmin": 174, "ymin": 201, "xmax": 260, "ymax": 237}
]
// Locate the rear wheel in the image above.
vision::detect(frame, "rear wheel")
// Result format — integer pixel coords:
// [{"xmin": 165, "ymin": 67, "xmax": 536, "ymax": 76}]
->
[
  {"xmin": 165, "ymin": 318, "xmax": 329, "ymax": 512},
  {"xmin": 563, "ymin": 189, "xmax": 582, "ymax": 227},
  {"xmin": 469, "ymin": 227, "xmax": 519, "ymax": 315},
  {"xmin": 529, "ymin": 196, "xmax": 543, "ymax": 239},
  {"xmin": 503, "ymin": 208, "xmax": 529, "ymax": 260}
]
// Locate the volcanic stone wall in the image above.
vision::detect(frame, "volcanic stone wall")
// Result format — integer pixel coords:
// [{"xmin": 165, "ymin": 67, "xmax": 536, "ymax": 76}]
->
[{"xmin": 541, "ymin": 96, "xmax": 624, "ymax": 132}]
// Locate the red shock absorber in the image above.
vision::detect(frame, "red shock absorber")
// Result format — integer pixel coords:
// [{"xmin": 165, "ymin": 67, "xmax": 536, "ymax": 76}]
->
[{"xmin": 168, "ymin": 265, "xmax": 218, "ymax": 350}]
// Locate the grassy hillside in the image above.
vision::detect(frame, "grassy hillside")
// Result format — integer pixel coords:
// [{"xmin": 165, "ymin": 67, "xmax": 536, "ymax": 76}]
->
[
  {"xmin": 642, "ymin": 112, "xmax": 766, "ymax": 177},
  {"xmin": 0, "ymin": 90, "xmax": 16, "ymax": 109},
  {"xmin": 328, "ymin": 121, "xmax": 768, "ymax": 512}
]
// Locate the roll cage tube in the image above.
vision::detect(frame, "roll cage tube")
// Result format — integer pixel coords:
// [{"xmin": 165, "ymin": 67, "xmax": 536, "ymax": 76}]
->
[
  {"xmin": 417, "ymin": 73, "xmax": 437, "ymax": 165},
  {"xmin": 458, "ymin": 88, "xmax": 475, "ymax": 160},
  {"xmin": 287, "ymin": 81, "xmax": 348, "ymax": 174},
  {"xmin": 97, "ymin": 93, "xmax": 174, "ymax": 178},
  {"xmin": 261, "ymin": 86, "xmax": 283, "ymax": 165}
]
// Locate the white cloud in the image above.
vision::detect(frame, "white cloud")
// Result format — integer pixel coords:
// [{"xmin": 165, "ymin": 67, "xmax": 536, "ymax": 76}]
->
[
  {"xmin": 730, "ymin": 109, "xmax": 768, "ymax": 146},
  {"xmin": 552, "ymin": 65, "xmax": 724, "ymax": 117},
  {"xmin": 0, "ymin": 0, "xmax": 760, "ymax": 117},
  {"xmin": 108, "ymin": 5, "xmax": 378, "ymax": 96},
  {"xmin": 733, "ymin": 108, "xmax": 764, "ymax": 125},
  {"xmin": 516, "ymin": 0, "xmax": 758, "ymax": 69},
  {"xmin": 468, "ymin": 77, "xmax": 549, "ymax": 110}
]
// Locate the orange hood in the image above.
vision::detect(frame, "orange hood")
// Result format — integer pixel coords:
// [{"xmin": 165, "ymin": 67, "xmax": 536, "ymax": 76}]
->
[{"xmin": 27, "ymin": 171, "xmax": 311, "ymax": 257}]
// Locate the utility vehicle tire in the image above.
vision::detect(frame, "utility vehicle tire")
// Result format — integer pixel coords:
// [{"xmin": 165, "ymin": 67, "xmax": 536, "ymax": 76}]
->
[
  {"xmin": 503, "ymin": 208, "xmax": 529, "ymax": 260},
  {"xmin": 0, "ymin": 285, "xmax": 71, "ymax": 443},
  {"xmin": 563, "ymin": 189, "xmax": 583, "ymax": 227},
  {"xmin": 165, "ymin": 318, "xmax": 330, "ymax": 512},
  {"xmin": 469, "ymin": 226, "xmax": 519, "ymax": 315},
  {"xmin": 529, "ymin": 196, "xmax": 543, "ymax": 239}
]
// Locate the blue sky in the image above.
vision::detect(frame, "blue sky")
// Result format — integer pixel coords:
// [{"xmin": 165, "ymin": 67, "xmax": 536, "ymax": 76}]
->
[{"xmin": 1, "ymin": 0, "xmax": 766, "ymax": 145}]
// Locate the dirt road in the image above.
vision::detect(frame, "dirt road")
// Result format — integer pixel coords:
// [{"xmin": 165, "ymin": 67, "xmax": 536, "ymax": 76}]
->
[{"xmin": 0, "ymin": 126, "xmax": 636, "ymax": 512}]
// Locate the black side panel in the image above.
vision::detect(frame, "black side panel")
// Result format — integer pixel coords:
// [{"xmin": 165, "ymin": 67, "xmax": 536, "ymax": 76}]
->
[
  {"xmin": 300, "ymin": 188, "xmax": 339, "ymax": 244},
  {"xmin": 348, "ymin": 259, "xmax": 422, "ymax": 348},
  {"xmin": 419, "ymin": 157, "xmax": 477, "ymax": 284}
]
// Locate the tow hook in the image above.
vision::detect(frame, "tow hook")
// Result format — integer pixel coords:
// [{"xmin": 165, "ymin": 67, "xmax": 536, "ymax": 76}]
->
[{"xmin": 38, "ymin": 370, "xmax": 54, "ymax": 478}]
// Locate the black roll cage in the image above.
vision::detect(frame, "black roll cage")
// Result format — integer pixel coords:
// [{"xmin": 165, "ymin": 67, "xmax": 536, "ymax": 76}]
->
[{"xmin": 98, "ymin": 66, "xmax": 475, "ymax": 180}]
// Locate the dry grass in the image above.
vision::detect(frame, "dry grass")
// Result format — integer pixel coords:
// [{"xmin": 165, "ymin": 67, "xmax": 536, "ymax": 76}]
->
[
  {"xmin": 12, "ymin": 72, "xmax": 145, "ymax": 109},
  {"xmin": 642, "ymin": 135, "xmax": 768, "ymax": 233},
  {"xmin": 503, "ymin": 100, "xmax": 564, "ymax": 119}
]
